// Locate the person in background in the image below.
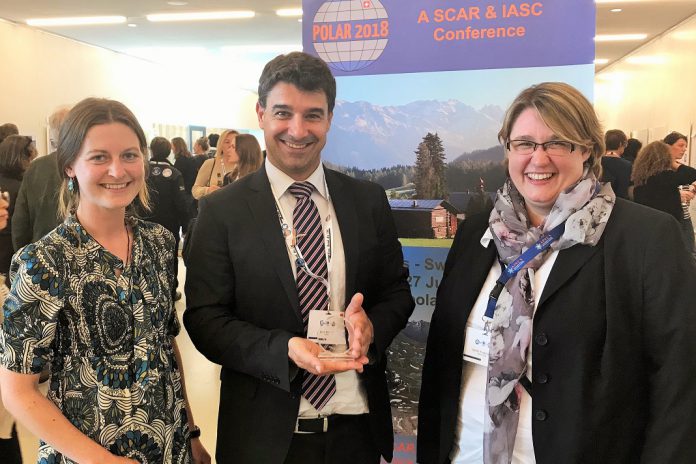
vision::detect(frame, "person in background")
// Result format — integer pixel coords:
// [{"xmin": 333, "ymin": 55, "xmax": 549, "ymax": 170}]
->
[
  {"xmin": 206, "ymin": 133, "xmax": 219, "ymax": 159},
  {"xmin": 181, "ymin": 136, "xmax": 218, "ymax": 258},
  {"xmin": 171, "ymin": 137, "xmax": 197, "ymax": 223},
  {"xmin": 191, "ymin": 129, "xmax": 238, "ymax": 199},
  {"xmin": 622, "ymin": 138, "xmax": 642, "ymax": 164},
  {"xmin": 0, "ymin": 97, "xmax": 210, "ymax": 464},
  {"xmin": 0, "ymin": 123, "xmax": 18, "ymax": 144},
  {"xmin": 0, "ymin": 135, "xmax": 37, "ymax": 275},
  {"xmin": 664, "ymin": 131, "xmax": 696, "ymax": 258},
  {"xmin": 222, "ymin": 133, "xmax": 263, "ymax": 185},
  {"xmin": 600, "ymin": 129, "xmax": 632, "ymax": 199},
  {"xmin": 146, "ymin": 137, "xmax": 191, "ymax": 256},
  {"xmin": 192, "ymin": 136, "xmax": 209, "ymax": 171},
  {"xmin": 12, "ymin": 106, "xmax": 71, "ymax": 250},
  {"xmin": 632, "ymin": 141, "xmax": 690, "ymax": 229},
  {"xmin": 172, "ymin": 137, "xmax": 197, "ymax": 195},
  {"xmin": 418, "ymin": 82, "xmax": 696, "ymax": 463}
]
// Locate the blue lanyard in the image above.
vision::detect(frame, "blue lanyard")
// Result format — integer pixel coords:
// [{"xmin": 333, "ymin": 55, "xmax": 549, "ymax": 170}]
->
[{"xmin": 484, "ymin": 222, "xmax": 565, "ymax": 320}]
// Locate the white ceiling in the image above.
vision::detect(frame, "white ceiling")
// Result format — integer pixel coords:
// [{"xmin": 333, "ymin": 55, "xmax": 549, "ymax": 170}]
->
[
  {"xmin": 1, "ymin": 0, "xmax": 695, "ymax": 72},
  {"xmin": 595, "ymin": 0, "xmax": 696, "ymax": 71}
]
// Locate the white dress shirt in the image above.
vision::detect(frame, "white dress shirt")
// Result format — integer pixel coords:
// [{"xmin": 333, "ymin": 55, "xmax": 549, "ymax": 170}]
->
[
  {"xmin": 265, "ymin": 159, "xmax": 369, "ymax": 417},
  {"xmin": 450, "ymin": 230, "xmax": 558, "ymax": 463}
]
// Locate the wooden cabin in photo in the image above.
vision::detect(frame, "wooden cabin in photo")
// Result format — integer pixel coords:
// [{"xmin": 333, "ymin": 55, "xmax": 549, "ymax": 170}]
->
[{"xmin": 388, "ymin": 199, "xmax": 459, "ymax": 239}]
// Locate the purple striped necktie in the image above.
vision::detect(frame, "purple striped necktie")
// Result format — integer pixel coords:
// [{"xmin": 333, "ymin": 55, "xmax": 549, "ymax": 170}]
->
[{"xmin": 289, "ymin": 181, "xmax": 336, "ymax": 411}]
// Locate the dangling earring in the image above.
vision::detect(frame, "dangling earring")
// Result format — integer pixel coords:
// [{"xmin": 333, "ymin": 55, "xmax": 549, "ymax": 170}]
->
[{"xmin": 68, "ymin": 177, "xmax": 76, "ymax": 192}]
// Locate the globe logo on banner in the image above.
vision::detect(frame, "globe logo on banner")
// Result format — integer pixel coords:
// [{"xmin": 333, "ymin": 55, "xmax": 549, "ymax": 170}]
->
[{"xmin": 312, "ymin": 0, "xmax": 389, "ymax": 72}]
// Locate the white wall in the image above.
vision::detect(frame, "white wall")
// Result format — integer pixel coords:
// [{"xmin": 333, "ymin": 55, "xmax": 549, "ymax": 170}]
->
[
  {"xmin": 594, "ymin": 13, "xmax": 696, "ymax": 165},
  {"xmin": 0, "ymin": 19, "xmax": 258, "ymax": 155}
]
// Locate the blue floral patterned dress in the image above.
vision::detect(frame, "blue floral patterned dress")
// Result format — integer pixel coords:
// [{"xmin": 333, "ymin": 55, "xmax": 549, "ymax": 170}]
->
[{"xmin": 0, "ymin": 217, "xmax": 192, "ymax": 463}]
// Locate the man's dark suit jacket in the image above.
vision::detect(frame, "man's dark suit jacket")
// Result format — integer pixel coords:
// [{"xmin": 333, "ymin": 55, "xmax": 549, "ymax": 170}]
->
[
  {"xmin": 184, "ymin": 165, "xmax": 414, "ymax": 464},
  {"xmin": 417, "ymin": 199, "xmax": 696, "ymax": 463}
]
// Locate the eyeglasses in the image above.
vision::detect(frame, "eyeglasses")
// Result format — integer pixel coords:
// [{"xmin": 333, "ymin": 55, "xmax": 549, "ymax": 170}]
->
[{"xmin": 506, "ymin": 140, "xmax": 577, "ymax": 156}]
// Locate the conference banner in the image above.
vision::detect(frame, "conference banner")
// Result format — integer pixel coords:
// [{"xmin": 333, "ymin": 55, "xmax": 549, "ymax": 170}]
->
[
  {"xmin": 302, "ymin": 1, "xmax": 595, "ymax": 462},
  {"xmin": 303, "ymin": 0, "xmax": 594, "ymax": 76}
]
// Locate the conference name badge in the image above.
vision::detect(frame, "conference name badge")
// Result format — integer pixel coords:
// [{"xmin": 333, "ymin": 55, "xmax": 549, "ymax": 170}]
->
[{"xmin": 463, "ymin": 326, "xmax": 490, "ymax": 367}]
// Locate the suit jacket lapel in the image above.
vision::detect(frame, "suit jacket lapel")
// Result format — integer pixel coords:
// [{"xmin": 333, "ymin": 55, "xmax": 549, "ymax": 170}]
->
[
  {"xmin": 324, "ymin": 168, "xmax": 358, "ymax": 307},
  {"xmin": 246, "ymin": 166, "xmax": 301, "ymax": 321},
  {"xmin": 458, "ymin": 239, "xmax": 497, "ymax": 328},
  {"xmin": 538, "ymin": 240, "xmax": 602, "ymax": 309}
]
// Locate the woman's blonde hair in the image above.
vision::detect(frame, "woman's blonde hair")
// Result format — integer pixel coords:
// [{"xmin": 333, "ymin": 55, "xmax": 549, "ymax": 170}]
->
[
  {"xmin": 216, "ymin": 129, "xmax": 240, "ymax": 160},
  {"xmin": 631, "ymin": 141, "xmax": 672, "ymax": 187},
  {"xmin": 57, "ymin": 98, "xmax": 150, "ymax": 218},
  {"xmin": 498, "ymin": 82, "xmax": 605, "ymax": 178}
]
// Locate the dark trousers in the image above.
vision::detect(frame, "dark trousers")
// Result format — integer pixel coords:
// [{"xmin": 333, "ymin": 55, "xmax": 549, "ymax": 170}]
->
[
  {"xmin": 284, "ymin": 414, "xmax": 380, "ymax": 464},
  {"xmin": 0, "ymin": 424, "xmax": 23, "ymax": 464}
]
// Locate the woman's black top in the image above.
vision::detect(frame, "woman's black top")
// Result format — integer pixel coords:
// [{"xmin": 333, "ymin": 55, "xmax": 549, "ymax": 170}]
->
[{"xmin": 633, "ymin": 170, "xmax": 683, "ymax": 221}]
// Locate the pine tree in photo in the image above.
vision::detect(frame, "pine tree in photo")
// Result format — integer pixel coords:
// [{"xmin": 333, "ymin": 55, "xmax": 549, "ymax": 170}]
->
[{"xmin": 414, "ymin": 132, "xmax": 447, "ymax": 199}]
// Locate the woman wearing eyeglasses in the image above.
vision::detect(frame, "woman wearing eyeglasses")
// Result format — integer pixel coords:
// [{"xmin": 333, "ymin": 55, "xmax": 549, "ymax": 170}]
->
[{"xmin": 417, "ymin": 82, "xmax": 696, "ymax": 463}]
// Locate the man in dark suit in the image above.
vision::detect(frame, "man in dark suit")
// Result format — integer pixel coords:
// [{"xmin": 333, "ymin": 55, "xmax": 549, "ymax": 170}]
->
[
  {"xmin": 184, "ymin": 52, "xmax": 414, "ymax": 464},
  {"xmin": 12, "ymin": 106, "xmax": 70, "ymax": 249}
]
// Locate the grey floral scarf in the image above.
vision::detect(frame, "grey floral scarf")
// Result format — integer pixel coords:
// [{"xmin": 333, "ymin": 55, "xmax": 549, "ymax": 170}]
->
[{"xmin": 484, "ymin": 168, "xmax": 615, "ymax": 463}]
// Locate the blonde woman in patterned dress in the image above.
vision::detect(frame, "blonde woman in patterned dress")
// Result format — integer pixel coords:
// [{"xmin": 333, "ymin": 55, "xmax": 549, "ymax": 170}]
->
[{"xmin": 0, "ymin": 98, "xmax": 210, "ymax": 464}]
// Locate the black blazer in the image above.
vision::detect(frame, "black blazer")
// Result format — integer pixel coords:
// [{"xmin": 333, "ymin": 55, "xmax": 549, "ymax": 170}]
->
[
  {"xmin": 417, "ymin": 199, "xmax": 696, "ymax": 463},
  {"xmin": 184, "ymin": 165, "xmax": 414, "ymax": 463}
]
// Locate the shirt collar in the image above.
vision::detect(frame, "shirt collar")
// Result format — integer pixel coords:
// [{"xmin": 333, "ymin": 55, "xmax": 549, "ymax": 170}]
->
[{"xmin": 265, "ymin": 158, "xmax": 327, "ymax": 201}]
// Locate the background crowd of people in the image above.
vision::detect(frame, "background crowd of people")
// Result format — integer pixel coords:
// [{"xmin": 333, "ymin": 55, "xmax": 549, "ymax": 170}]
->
[{"xmin": 599, "ymin": 128, "xmax": 696, "ymax": 257}]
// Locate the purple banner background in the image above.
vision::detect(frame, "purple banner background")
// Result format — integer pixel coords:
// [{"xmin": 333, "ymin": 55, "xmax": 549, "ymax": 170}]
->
[{"xmin": 302, "ymin": 0, "xmax": 595, "ymax": 77}]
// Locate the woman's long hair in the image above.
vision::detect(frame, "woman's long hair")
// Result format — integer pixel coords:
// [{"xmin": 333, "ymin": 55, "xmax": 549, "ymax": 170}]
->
[
  {"xmin": 216, "ymin": 129, "xmax": 239, "ymax": 161},
  {"xmin": 233, "ymin": 134, "xmax": 263, "ymax": 179},
  {"xmin": 171, "ymin": 137, "xmax": 191, "ymax": 158},
  {"xmin": 225, "ymin": 134, "xmax": 263, "ymax": 184},
  {"xmin": 631, "ymin": 141, "xmax": 672, "ymax": 187}
]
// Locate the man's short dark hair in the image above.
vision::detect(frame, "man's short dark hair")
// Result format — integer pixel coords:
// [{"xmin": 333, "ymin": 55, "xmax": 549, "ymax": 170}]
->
[
  {"xmin": 208, "ymin": 133, "xmax": 219, "ymax": 148},
  {"xmin": 150, "ymin": 136, "xmax": 171, "ymax": 161},
  {"xmin": 257, "ymin": 52, "xmax": 336, "ymax": 113},
  {"xmin": 605, "ymin": 129, "xmax": 627, "ymax": 151}
]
